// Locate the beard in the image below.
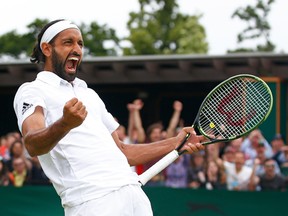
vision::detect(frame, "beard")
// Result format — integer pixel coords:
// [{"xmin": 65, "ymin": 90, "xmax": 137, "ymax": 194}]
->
[{"xmin": 51, "ymin": 49, "xmax": 78, "ymax": 82}]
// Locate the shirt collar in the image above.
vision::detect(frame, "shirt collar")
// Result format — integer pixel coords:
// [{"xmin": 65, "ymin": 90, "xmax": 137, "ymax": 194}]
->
[{"xmin": 36, "ymin": 71, "xmax": 87, "ymax": 88}]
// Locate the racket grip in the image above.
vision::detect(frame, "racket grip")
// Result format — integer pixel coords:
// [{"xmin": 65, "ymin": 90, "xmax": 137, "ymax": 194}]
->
[{"xmin": 138, "ymin": 150, "xmax": 179, "ymax": 186}]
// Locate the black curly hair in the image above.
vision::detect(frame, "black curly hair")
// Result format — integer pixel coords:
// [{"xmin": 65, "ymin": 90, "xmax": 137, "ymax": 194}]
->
[{"xmin": 30, "ymin": 19, "xmax": 65, "ymax": 64}]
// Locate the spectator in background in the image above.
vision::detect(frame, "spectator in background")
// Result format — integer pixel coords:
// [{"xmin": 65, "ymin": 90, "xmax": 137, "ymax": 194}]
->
[
  {"xmin": 3, "ymin": 132, "xmax": 22, "ymax": 160},
  {"xmin": 162, "ymin": 100, "xmax": 188, "ymax": 188},
  {"xmin": 222, "ymin": 145, "xmax": 236, "ymax": 163},
  {"xmin": 205, "ymin": 142, "xmax": 221, "ymax": 162},
  {"xmin": 5, "ymin": 139, "xmax": 32, "ymax": 172},
  {"xmin": 0, "ymin": 135, "xmax": 8, "ymax": 161},
  {"xmin": 271, "ymin": 134, "xmax": 286, "ymax": 167},
  {"xmin": 0, "ymin": 156, "xmax": 12, "ymax": 186},
  {"xmin": 241, "ymin": 129, "xmax": 273, "ymax": 160},
  {"xmin": 143, "ymin": 122, "xmax": 165, "ymax": 186},
  {"xmin": 281, "ymin": 146, "xmax": 288, "ymax": 168},
  {"xmin": 165, "ymin": 155, "xmax": 190, "ymax": 188},
  {"xmin": 9, "ymin": 157, "xmax": 31, "ymax": 187},
  {"xmin": 245, "ymin": 141, "xmax": 281, "ymax": 176},
  {"xmin": 251, "ymin": 158, "xmax": 286, "ymax": 191},
  {"xmin": 0, "ymin": 133, "xmax": 16, "ymax": 162},
  {"xmin": 279, "ymin": 146, "xmax": 288, "ymax": 181},
  {"xmin": 198, "ymin": 158, "xmax": 227, "ymax": 190},
  {"xmin": 187, "ymin": 151, "xmax": 205, "ymax": 189},
  {"xmin": 126, "ymin": 99, "xmax": 146, "ymax": 144},
  {"xmin": 229, "ymin": 137, "xmax": 243, "ymax": 153},
  {"xmin": 125, "ymin": 99, "xmax": 146, "ymax": 173},
  {"xmin": 143, "ymin": 100, "xmax": 185, "ymax": 186},
  {"xmin": 165, "ymin": 100, "xmax": 183, "ymax": 138},
  {"xmin": 224, "ymin": 151, "xmax": 254, "ymax": 191}
]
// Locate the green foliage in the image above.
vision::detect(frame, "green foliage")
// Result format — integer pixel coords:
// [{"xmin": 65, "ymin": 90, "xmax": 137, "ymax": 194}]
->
[
  {"xmin": 1, "ymin": 0, "xmax": 277, "ymax": 57},
  {"xmin": 0, "ymin": 31, "xmax": 24, "ymax": 58},
  {"xmin": 123, "ymin": 0, "xmax": 208, "ymax": 55},
  {"xmin": 80, "ymin": 22, "xmax": 120, "ymax": 56},
  {"xmin": 0, "ymin": 19, "xmax": 119, "ymax": 58},
  {"xmin": 0, "ymin": 19, "xmax": 49, "ymax": 58},
  {"xmin": 230, "ymin": 0, "xmax": 275, "ymax": 53}
]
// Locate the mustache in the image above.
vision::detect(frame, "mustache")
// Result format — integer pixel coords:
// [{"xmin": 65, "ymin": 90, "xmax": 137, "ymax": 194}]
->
[{"xmin": 68, "ymin": 51, "xmax": 81, "ymax": 57}]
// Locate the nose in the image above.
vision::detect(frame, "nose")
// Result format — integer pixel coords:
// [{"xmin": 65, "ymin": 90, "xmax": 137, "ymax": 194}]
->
[{"xmin": 72, "ymin": 42, "xmax": 83, "ymax": 56}]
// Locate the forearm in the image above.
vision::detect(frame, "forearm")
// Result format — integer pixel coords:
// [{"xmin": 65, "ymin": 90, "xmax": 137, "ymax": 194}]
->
[
  {"xmin": 133, "ymin": 110, "xmax": 146, "ymax": 143},
  {"xmin": 121, "ymin": 137, "xmax": 178, "ymax": 166},
  {"xmin": 113, "ymin": 127, "xmax": 204, "ymax": 166},
  {"xmin": 136, "ymin": 128, "xmax": 146, "ymax": 143},
  {"xmin": 166, "ymin": 111, "xmax": 181, "ymax": 138},
  {"xmin": 24, "ymin": 118, "xmax": 70, "ymax": 157},
  {"xmin": 127, "ymin": 111, "xmax": 134, "ymax": 139}
]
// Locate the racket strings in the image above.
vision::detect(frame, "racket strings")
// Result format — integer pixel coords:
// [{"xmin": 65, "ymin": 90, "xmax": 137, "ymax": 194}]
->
[{"xmin": 198, "ymin": 77, "xmax": 272, "ymax": 140}]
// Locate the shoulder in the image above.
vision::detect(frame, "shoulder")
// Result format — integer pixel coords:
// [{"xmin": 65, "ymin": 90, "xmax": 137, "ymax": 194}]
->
[
  {"xmin": 14, "ymin": 81, "xmax": 34, "ymax": 99},
  {"xmin": 16, "ymin": 78, "xmax": 44, "ymax": 92},
  {"xmin": 15, "ymin": 80, "xmax": 45, "ymax": 100}
]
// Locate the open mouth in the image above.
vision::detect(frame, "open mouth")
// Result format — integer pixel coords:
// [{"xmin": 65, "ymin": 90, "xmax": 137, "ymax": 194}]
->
[{"xmin": 66, "ymin": 57, "xmax": 79, "ymax": 73}]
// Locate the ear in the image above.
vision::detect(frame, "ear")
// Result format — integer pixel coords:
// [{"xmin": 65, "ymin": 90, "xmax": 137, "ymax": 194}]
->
[{"xmin": 41, "ymin": 42, "xmax": 52, "ymax": 57}]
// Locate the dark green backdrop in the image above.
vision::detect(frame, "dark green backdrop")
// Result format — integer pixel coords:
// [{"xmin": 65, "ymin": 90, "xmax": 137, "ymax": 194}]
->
[{"xmin": 1, "ymin": 186, "xmax": 287, "ymax": 216}]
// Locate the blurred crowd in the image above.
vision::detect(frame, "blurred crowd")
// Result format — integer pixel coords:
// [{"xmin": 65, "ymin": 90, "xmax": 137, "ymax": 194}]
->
[
  {"xmin": 0, "ymin": 131, "xmax": 51, "ymax": 187},
  {"xmin": 1, "ymin": 99, "xmax": 288, "ymax": 192}
]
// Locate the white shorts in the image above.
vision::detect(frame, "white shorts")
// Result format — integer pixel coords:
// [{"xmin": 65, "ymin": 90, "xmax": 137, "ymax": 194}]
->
[{"xmin": 64, "ymin": 184, "xmax": 153, "ymax": 216}]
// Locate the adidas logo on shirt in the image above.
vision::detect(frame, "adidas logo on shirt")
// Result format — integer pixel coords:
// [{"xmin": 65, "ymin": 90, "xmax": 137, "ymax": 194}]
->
[{"xmin": 22, "ymin": 102, "xmax": 33, "ymax": 115}]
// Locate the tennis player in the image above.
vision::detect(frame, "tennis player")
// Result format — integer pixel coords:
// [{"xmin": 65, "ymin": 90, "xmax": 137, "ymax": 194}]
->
[{"xmin": 13, "ymin": 19, "xmax": 205, "ymax": 216}]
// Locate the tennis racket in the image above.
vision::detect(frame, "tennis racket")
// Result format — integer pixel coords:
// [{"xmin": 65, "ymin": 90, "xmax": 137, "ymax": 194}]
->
[{"xmin": 139, "ymin": 74, "xmax": 273, "ymax": 185}]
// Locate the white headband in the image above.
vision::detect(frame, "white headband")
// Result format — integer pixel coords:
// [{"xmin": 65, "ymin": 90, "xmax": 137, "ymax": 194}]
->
[{"xmin": 40, "ymin": 20, "xmax": 80, "ymax": 51}]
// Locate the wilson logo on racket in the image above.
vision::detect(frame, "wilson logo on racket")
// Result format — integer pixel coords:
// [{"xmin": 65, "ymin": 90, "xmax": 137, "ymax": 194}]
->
[{"xmin": 217, "ymin": 85, "xmax": 256, "ymax": 126}]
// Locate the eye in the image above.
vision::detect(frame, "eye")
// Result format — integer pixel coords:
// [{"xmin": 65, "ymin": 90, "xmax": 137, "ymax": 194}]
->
[
  {"xmin": 64, "ymin": 40, "xmax": 72, "ymax": 45},
  {"xmin": 78, "ymin": 41, "xmax": 84, "ymax": 48}
]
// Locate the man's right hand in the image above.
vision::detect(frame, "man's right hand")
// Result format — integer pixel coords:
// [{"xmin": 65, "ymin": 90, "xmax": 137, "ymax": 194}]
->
[{"xmin": 62, "ymin": 98, "xmax": 88, "ymax": 130}]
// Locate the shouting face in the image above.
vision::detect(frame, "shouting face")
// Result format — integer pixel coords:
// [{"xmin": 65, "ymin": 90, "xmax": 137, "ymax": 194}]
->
[{"xmin": 49, "ymin": 28, "xmax": 83, "ymax": 82}]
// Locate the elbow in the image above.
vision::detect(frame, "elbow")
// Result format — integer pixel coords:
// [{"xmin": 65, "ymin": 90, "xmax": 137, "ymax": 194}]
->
[
  {"xmin": 24, "ymin": 137, "xmax": 47, "ymax": 157},
  {"xmin": 24, "ymin": 142, "xmax": 38, "ymax": 157}
]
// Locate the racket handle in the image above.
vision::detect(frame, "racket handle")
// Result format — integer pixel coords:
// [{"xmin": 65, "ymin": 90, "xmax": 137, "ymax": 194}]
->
[{"xmin": 138, "ymin": 150, "xmax": 179, "ymax": 186}]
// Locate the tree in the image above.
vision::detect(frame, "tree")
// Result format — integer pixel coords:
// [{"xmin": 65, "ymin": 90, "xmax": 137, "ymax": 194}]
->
[
  {"xmin": 0, "ymin": 31, "xmax": 25, "ymax": 58},
  {"xmin": 123, "ymin": 0, "xmax": 208, "ymax": 55},
  {"xmin": 229, "ymin": 0, "xmax": 275, "ymax": 53},
  {"xmin": 80, "ymin": 21, "xmax": 120, "ymax": 56},
  {"xmin": 0, "ymin": 19, "xmax": 120, "ymax": 58},
  {"xmin": 0, "ymin": 19, "xmax": 49, "ymax": 59}
]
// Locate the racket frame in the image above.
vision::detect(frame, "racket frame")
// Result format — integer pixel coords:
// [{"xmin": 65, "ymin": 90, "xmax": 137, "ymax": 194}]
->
[{"xmin": 139, "ymin": 74, "xmax": 273, "ymax": 186}]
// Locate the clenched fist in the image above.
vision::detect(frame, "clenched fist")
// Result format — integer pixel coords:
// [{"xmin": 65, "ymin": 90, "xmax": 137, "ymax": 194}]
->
[{"xmin": 61, "ymin": 97, "xmax": 88, "ymax": 130}]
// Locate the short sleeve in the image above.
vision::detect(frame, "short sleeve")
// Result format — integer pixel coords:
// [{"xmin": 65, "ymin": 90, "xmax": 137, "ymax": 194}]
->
[{"xmin": 13, "ymin": 82, "xmax": 46, "ymax": 133}]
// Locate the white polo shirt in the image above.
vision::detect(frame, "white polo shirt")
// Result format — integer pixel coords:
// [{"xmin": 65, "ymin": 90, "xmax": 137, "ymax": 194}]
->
[
  {"xmin": 224, "ymin": 161, "xmax": 253, "ymax": 190},
  {"xmin": 13, "ymin": 71, "xmax": 139, "ymax": 207}
]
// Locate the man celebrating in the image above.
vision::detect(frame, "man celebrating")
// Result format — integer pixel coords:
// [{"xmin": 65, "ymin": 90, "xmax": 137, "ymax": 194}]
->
[{"xmin": 13, "ymin": 19, "xmax": 204, "ymax": 216}]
